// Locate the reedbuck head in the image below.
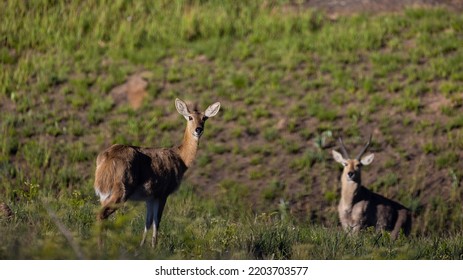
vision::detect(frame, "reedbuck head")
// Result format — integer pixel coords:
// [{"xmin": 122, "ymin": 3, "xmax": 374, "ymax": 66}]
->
[
  {"xmin": 175, "ymin": 98, "xmax": 221, "ymax": 140},
  {"xmin": 332, "ymin": 135, "xmax": 375, "ymax": 185}
]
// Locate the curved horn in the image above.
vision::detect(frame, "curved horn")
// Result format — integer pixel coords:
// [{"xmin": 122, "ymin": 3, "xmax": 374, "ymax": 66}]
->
[
  {"xmin": 338, "ymin": 137, "xmax": 349, "ymax": 159},
  {"xmin": 356, "ymin": 134, "xmax": 372, "ymax": 160}
]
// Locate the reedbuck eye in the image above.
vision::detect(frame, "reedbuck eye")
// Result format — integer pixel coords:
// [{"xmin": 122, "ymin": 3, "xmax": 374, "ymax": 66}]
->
[{"xmin": 188, "ymin": 116, "xmax": 193, "ymax": 121}]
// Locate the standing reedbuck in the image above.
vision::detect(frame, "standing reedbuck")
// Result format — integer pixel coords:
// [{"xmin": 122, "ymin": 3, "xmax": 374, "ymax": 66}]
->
[
  {"xmin": 332, "ymin": 135, "xmax": 412, "ymax": 239},
  {"xmin": 94, "ymin": 98, "xmax": 220, "ymax": 247}
]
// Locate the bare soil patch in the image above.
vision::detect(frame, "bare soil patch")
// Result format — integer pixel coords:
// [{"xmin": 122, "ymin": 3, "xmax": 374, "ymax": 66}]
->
[{"xmin": 110, "ymin": 72, "xmax": 151, "ymax": 110}]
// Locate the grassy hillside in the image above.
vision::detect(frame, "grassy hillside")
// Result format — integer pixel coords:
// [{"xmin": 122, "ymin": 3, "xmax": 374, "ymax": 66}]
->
[{"xmin": 1, "ymin": 0, "xmax": 463, "ymax": 259}]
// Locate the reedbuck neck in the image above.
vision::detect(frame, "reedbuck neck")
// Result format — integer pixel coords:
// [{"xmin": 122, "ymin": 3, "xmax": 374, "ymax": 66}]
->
[{"xmin": 175, "ymin": 98, "xmax": 220, "ymax": 167}]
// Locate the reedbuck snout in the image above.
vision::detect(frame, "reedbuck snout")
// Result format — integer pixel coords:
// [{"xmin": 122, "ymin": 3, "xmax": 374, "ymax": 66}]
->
[
  {"xmin": 332, "ymin": 135, "xmax": 412, "ymax": 239},
  {"xmin": 94, "ymin": 98, "xmax": 220, "ymax": 247}
]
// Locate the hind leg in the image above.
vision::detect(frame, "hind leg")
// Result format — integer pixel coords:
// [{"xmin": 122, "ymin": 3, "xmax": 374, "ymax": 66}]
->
[
  {"xmin": 391, "ymin": 210, "xmax": 412, "ymax": 240},
  {"xmin": 96, "ymin": 189, "xmax": 124, "ymax": 248},
  {"xmin": 97, "ymin": 188, "xmax": 125, "ymax": 221},
  {"xmin": 152, "ymin": 197, "xmax": 167, "ymax": 248}
]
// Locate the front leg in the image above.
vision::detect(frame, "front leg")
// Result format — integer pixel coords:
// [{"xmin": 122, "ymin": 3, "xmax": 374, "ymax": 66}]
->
[
  {"xmin": 140, "ymin": 200, "xmax": 155, "ymax": 247},
  {"xmin": 350, "ymin": 204, "xmax": 368, "ymax": 234},
  {"xmin": 349, "ymin": 222, "xmax": 362, "ymax": 234},
  {"xmin": 339, "ymin": 208, "xmax": 353, "ymax": 233}
]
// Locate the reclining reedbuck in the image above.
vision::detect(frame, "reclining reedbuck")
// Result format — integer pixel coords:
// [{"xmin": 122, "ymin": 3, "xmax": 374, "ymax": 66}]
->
[
  {"xmin": 94, "ymin": 98, "xmax": 220, "ymax": 247},
  {"xmin": 332, "ymin": 135, "xmax": 411, "ymax": 239}
]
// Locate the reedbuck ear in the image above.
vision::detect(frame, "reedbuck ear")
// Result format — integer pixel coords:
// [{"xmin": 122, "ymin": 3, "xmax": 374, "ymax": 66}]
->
[
  {"xmin": 332, "ymin": 150, "xmax": 347, "ymax": 165},
  {"xmin": 360, "ymin": 154, "xmax": 375, "ymax": 166},
  {"xmin": 175, "ymin": 98, "xmax": 191, "ymax": 119},
  {"xmin": 204, "ymin": 102, "xmax": 221, "ymax": 118}
]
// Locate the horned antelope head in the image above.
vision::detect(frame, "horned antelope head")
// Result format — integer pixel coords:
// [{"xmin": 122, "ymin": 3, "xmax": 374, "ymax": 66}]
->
[
  {"xmin": 332, "ymin": 134, "xmax": 375, "ymax": 184},
  {"xmin": 175, "ymin": 98, "xmax": 221, "ymax": 140}
]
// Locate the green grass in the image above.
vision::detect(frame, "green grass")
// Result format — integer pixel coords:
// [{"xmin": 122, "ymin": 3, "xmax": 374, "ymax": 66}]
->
[
  {"xmin": 2, "ymin": 184, "xmax": 463, "ymax": 260},
  {"xmin": 1, "ymin": 0, "xmax": 463, "ymax": 259}
]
